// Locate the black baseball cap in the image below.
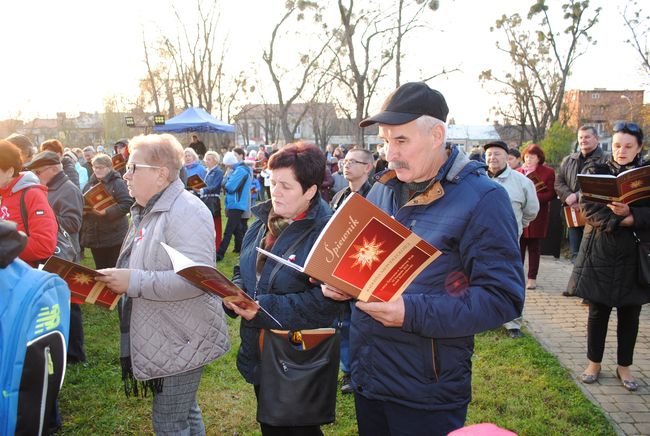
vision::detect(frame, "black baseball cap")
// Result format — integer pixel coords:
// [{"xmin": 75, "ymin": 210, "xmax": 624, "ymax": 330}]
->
[
  {"xmin": 359, "ymin": 82, "xmax": 449, "ymax": 127},
  {"xmin": 483, "ymin": 141, "xmax": 509, "ymax": 153}
]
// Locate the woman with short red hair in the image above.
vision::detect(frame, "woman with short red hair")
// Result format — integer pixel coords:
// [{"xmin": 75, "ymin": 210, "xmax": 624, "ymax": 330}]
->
[
  {"xmin": 0, "ymin": 140, "xmax": 57, "ymax": 265},
  {"xmin": 517, "ymin": 144, "xmax": 556, "ymax": 289}
]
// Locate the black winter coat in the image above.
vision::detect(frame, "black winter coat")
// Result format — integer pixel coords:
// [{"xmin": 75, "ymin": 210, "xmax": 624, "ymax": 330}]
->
[
  {"xmin": 568, "ymin": 159, "xmax": 650, "ymax": 307},
  {"xmin": 80, "ymin": 171, "xmax": 132, "ymax": 248}
]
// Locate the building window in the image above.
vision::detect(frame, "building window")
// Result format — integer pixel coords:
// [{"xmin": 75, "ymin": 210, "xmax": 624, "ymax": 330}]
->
[{"xmin": 592, "ymin": 93, "xmax": 600, "ymax": 99}]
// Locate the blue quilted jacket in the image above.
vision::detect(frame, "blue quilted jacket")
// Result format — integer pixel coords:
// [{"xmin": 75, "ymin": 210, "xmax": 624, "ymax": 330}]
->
[{"xmin": 350, "ymin": 147, "xmax": 525, "ymax": 411}]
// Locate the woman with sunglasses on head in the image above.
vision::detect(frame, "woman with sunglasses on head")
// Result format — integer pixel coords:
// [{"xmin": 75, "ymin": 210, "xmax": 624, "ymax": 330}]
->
[
  {"xmin": 567, "ymin": 122, "xmax": 648, "ymax": 391},
  {"xmin": 96, "ymin": 134, "xmax": 230, "ymax": 434}
]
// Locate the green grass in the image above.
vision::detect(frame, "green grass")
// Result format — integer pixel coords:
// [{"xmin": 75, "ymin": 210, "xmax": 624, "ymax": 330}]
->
[{"xmin": 58, "ymin": 248, "xmax": 614, "ymax": 435}]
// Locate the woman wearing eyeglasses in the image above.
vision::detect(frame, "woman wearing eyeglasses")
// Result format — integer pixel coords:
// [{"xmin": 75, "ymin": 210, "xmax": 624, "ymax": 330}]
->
[
  {"xmin": 80, "ymin": 154, "xmax": 133, "ymax": 269},
  {"xmin": 568, "ymin": 122, "xmax": 648, "ymax": 391},
  {"xmin": 96, "ymin": 134, "xmax": 230, "ymax": 434}
]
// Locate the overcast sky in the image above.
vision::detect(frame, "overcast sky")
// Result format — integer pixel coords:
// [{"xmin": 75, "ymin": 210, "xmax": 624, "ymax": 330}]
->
[{"xmin": 1, "ymin": 0, "xmax": 647, "ymax": 124}]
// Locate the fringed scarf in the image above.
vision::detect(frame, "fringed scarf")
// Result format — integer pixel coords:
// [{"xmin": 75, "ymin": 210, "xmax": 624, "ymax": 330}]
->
[
  {"xmin": 116, "ymin": 189, "xmax": 168, "ymax": 398},
  {"xmin": 256, "ymin": 208, "xmax": 308, "ymax": 275}
]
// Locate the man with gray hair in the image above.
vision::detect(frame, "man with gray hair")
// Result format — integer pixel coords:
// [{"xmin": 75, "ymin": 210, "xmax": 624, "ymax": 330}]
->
[
  {"xmin": 322, "ymin": 82, "xmax": 524, "ymax": 434},
  {"xmin": 554, "ymin": 125, "xmax": 608, "ymax": 262}
]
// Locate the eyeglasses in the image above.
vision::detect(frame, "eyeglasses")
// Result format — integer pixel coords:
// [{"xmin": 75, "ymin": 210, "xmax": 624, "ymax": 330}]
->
[
  {"xmin": 613, "ymin": 122, "xmax": 641, "ymax": 133},
  {"xmin": 125, "ymin": 163, "xmax": 161, "ymax": 174},
  {"xmin": 341, "ymin": 159, "xmax": 370, "ymax": 167}
]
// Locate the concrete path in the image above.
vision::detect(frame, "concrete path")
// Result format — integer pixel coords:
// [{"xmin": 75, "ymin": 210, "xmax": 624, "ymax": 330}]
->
[{"xmin": 524, "ymin": 256, "xmax": 650, "ymax": 436}]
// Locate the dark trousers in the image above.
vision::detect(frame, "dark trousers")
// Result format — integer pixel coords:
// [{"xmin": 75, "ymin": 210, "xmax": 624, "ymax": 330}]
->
[
  {"xmin": 217, "ymin": 209, "xmax": 245, "ymax": 258},
  {"xmin": 354, "ymin": 393, "xmax": 466, "ymax": 436},
  {"xmin": 67, "ymin": 303, "xmax": 86, "ymax": 363},
  {"xmin": 587, "ymin": 302, "xmax": 642, "ymax": 366},
  {"xmin": 90, "ymin": 245, "xmax": 122, "ymax": 269},
  {"xmin": 253, "ymin": 386, "xmax": 323, "ymax": 436},
  {"xmin": 520, "ymin": 237, "xmax": 541, "ymax": 279},
  {"xmin": 568, "ymin": 226, "xmax": 584, "ymax": 261}
]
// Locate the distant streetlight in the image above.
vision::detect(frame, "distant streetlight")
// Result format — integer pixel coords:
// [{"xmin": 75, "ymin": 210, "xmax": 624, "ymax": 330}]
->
[
  {"xmin": 153, "ymin": 114, "xmax": 165, "ymax": 125},
  {"xmin": 620, "ymin": 95, "xmax": 633, "ymax": 119}
]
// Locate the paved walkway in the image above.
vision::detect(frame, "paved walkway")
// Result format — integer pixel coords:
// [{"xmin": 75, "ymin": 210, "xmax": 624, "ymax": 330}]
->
[{"xmin": 524, "ymin": 256, "xmax": 650, "ymax": 436}]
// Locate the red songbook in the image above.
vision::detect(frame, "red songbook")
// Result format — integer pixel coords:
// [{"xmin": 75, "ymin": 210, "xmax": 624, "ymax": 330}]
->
[
  {"xmin": 527, "ymin": 172, "xmax": 548, "ymax": 193},
  {"xmin": 84, "ymin": 183, "xmax": 117, "ymax": 213},
  {"xmin": 258, "ymin": 193, "xmax": 442, "ymax": 303},
  {"xmin": 41, "ymin": 257, "xmax": 121, "ymax": 310},
  {"xmin": 563, "ymin": 206, "xmax": 585, "ymax": 228},
  {"xmin": 161, "ymin": 243, "xmax": 282, "ymax": 327},
  {"xmin": 112, "ymin": 154, "xmax": 126, "ymax": 171},
  {"xmin": 187, "ymin": 174, "xmax": 207, "ymax": 190},
  {"xmin": 578, "ymin": 166, "xmax": 650, "ymax": 205}
]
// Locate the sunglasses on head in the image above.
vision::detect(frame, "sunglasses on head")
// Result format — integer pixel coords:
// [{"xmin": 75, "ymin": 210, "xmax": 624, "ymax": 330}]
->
[{"xmin": 613, "ymin": 122, "xmax": 641, "ymax": 133}]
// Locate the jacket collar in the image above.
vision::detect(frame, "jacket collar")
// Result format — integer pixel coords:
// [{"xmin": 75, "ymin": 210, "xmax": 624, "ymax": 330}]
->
[
  {"xmin": 375, "ymin": 146, "xmax": 484, "ymax": 207},
  {"xmin": 570, "ymin": 146, "xmax": 604, "ymax": 160},
  {"xmin": 46, "ymin": 171, "xmax": 68, "ymax": 191},
  {"xmin": 252, "ymin": 196, "xmax": 328, "ymax": 224},
  {"xmin": 149, "ymin": 179, "xmax": 185, "ymax": 213}
]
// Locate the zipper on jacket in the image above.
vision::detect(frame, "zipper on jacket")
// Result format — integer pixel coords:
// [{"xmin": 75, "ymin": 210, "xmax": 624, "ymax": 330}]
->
[
  {"xmin": 38, "ymin": 346, "xmax": 51, "ymax": 436},
  {"xmin": 431, "ymin": 339, "xmax": 439, "ymax": 382},
  {"xmin": 280, "ymin": 357, "xmax": 329, "ymax": 373}
]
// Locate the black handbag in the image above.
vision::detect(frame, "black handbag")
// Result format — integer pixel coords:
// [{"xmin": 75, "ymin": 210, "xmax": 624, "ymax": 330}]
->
[
  {"xmin": 201, "ymin": 194, "xmax": 221, "ymax": 217},
  {"xmin": 256, "ymin": 329, "xmax": 340, "ymax": 427},
  {"xmin": 634, "ymin": 232, "xmax": 650, "ymax": 285}
]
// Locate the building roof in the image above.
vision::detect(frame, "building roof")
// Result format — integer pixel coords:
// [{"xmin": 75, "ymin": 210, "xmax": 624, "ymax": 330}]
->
[{"xmin": 447, "ymin": 125, "xmax": 501, "ymax": 141}]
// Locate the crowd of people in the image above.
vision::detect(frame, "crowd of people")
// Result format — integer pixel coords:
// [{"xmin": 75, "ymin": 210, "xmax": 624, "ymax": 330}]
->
[{"xmin": 0, "ymin": 81, "xmax": 646, "ymax": 435}]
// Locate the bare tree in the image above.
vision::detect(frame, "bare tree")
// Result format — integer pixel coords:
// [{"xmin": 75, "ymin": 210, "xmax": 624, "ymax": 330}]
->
[
  {"xmin": 622, "ymin": 1, "xmax": 650, "ymax": 77},
  {"xmin": 263, "ymin": 1, "xmax": 334, "ymax": 144},
  {"xmin": 481, "ymin": 0, "xmax": 600, "ymax": 141}
]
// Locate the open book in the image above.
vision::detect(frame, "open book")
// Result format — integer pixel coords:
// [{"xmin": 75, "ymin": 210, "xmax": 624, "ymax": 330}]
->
[
  {"xmin": 84, "ymin": 183, "xmax": 117, "ymax": 213},
  {"xmin": 161, "ymin": 243, "xmax": 282, "ymax": 327},
  {"xmin": 186, "ymin": 174, "xmax": 207, "ymax": 190},
  {"xmin": 112, "ymin": 154, "xmax": 126, "ymax": 171},
  {"xmin": 527, "ymin": 172, "xmax": 548, "ymax": 193},
  {"xmin": 41, "ymin": 256, "xmax": 121, "ymax": 310},
  {"xmin": 257, "ymin": 193, "xmax": 442, "ymax": 302},
  {"xmin": 578, "ymin": 166, "xmax": 650, "ymax": 205}
]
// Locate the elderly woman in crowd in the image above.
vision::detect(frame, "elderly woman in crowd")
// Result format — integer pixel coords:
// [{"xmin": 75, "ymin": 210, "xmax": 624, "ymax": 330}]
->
[
  {"xmin": 0, "ymin": 140, "xmax": 57, "ymax": 265},
  {"xmin": 517, "ymin": 144, "xmax": 556, "ymax": 290},
  {"xmin": 197, "ymin": 150, "xmax": 224, "ymax": 251},
  {"xmin": 80, "ymin": 153, "xmax": 133, "ymax": 269},
  {"xmin": 96, "ymin": 134, "xmax": 230, "ymax": 434},
  {"xmin": 183, "ymin": 147, "xmax": 206, "ymax": 182},
  {"xmin": 568, "ymin": 123, "xmax": 648, "ymax": 391},
  {"xmin": 224, "ymin": 142, "xmax": 342, "ymax": 436}
]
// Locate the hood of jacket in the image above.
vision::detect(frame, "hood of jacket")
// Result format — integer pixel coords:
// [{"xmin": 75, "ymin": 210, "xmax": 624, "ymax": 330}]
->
[{"xmin": 9, "ymin": 171, "xmax": 44, "ymax": 194}]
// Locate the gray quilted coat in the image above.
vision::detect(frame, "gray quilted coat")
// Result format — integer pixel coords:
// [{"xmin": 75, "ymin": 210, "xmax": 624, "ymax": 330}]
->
[{"xmin": 123, "ymin": 179, "xmax": 230, "ymax": 380}]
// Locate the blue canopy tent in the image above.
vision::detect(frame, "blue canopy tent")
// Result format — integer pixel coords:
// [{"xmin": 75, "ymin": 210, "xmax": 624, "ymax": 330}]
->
[{"xmin": 153, "ymin": 107, "xmax": 235, "ymax": 133}]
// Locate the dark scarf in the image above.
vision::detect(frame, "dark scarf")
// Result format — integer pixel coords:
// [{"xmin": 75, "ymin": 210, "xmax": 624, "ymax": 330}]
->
[
  {"xmin": 256, "ymin": 208, "xmax": 308, "ymax": 275},
  {"xmin": 117, "ymin": 188, "xmax": 168, "ymax": 398}
]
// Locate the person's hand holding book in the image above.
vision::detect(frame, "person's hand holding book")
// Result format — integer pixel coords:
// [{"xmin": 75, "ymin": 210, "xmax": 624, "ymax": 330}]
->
[
  {"xmin": 223, "ymin": 300, "xmax": 259, "ymax": 320},
  {"xmin": 320, "ymin": 283, "xmax": 352, "ymax": 301},
  {"xmin": 96, "ymin": 268, "xmax": 131, "ymax": 294},
  {"xmin": 356, "ymin": 298, "xmax": 405, "ymax": 328}
]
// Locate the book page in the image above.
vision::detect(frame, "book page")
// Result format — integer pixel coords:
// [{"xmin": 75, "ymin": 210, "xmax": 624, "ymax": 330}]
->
[{"xmin": 161, "ymin": 243, "xmax": 282, "ymax": 327}]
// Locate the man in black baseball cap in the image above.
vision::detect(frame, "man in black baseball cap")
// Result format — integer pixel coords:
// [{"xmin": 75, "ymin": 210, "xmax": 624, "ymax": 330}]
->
[{"xmin": 321, "ymin": 82, "xmax": 525, "ymax": 434}]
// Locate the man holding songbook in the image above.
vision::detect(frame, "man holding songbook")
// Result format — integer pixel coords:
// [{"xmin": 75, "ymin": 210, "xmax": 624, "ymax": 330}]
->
[
  {"xmin": 322, "ymin": 82, "xmax": 524, "ymax": 435},
  {"xmin": 554, "ymin": 126, "xmax": 609, "ymax": 262}
]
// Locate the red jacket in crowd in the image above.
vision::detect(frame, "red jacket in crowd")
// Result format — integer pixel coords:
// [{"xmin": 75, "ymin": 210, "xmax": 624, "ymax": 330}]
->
[{"xmin": 0, "ymin": 172, "xmax": 57, "ymax": 266}]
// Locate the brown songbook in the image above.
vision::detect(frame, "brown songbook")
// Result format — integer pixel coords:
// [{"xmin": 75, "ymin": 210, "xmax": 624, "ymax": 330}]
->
[
  {"xmin": 527, "ymin": 172, "xmax": 548, "ymax": 193},
  {"xmin": 161, "ymin": 243, "xmax": 282, "ymax": 327},
  {"xmin": 41, "ymin": 257, "xmax": 121, "ymax": 310},
  {"xmin": 578, "ymin": 166, "xmax": 650, "ymax": 205},
  {"xmin": 563, "ymin": 206, "xmax": 585, "ymax": 228},
  {"xmin": 112, "ymin": 154, "xmax": 126, "ymax": 171},
  {"xmin": 257, "ymin": 193, "xmax": 442, "ymax": 303},
  {"xmin": 187, "ymin": 174, "xmax": 207, "ymax": 190},
  {"xmin": 84, "ymin": 183, "xmax": 117, "ymax": 213}
]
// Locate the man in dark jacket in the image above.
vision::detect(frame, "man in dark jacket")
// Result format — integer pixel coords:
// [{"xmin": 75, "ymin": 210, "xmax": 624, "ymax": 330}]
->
[
  {"xmin": 554, "ymin": 125, "xmax": 609, "ymax": 261},
  {"xmin": 322, "ymin": 82, "xmax": 524, "ymax": 435},
  {"xmin": 26, "ymin": 151, "xmax": 86, "ymax": 364}
]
